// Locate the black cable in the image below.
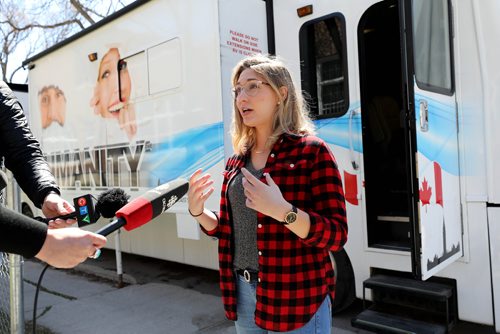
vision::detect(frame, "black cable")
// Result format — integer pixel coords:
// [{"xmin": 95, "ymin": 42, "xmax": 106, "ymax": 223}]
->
[{"xmin": 33, "ymin": 263, "xmax": 50, "ymax": 334}]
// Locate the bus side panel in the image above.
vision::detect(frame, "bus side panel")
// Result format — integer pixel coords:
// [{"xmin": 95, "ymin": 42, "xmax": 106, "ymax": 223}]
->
[
  {"xmin": 218, "ymin": 0, "xmax": 269, "ymax": 159},
  {"xmin": 487, "ymin": 207, "xmax": 500, "ymax": 333},
  {"xmin": 454, "ymin": 0, "xmax": 500, "ymax": 325},
  {"xmin": 27, "ymin": 0, "xmax": 224, "ymax": 269},
  {"xmin": 477, "ymin": 0, "xmax": 500, "ymax": 204}
]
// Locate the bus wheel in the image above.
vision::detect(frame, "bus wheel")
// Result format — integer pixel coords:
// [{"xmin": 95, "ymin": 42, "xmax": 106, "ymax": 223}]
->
[{"xmin": 329, "ymin": 249, "xmax": 356, "ymax": 314}]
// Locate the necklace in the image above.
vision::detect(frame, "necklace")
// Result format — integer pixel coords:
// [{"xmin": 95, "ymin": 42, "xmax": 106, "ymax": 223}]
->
[
  {"xmin": 253, "ymin": 142, "xmax": 267, "ymax": 154},
  {"xmin": 253, "ymin": 148, "xmax": 266, "ymax": 154}
]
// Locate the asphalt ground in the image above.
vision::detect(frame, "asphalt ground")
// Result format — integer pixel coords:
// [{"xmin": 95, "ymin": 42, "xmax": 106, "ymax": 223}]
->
[{"xmin": 5, "ymin": 249, "xmax": 496, "ymax": 334}]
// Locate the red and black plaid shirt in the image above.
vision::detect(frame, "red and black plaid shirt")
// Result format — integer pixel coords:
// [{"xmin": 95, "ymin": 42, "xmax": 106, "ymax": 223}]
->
[{"xmin": 202, "ymin": 133, "xmax": 348, "ymax": 331}]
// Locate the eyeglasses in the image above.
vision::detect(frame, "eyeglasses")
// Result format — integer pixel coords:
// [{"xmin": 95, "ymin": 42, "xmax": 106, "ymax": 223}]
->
[{"xmin": 232, "ymin": 80, "xmax": 271, "ymax": 98}]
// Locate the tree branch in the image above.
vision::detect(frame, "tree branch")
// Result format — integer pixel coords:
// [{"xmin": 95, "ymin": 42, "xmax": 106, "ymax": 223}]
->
[
  {"xmin": 8, "ymin": 63, "xmax": 24, "ymax": 82},
  {"xmin": 70, "ymin": 0, "xmax": 95, "ymax": 25},
  {"xmin": 0, "ymin": 0, "xmax": 128, "ymax": 83},
  {"xmin": 4, "ymin": 16, "xmax": 83, "ymax": 32}
]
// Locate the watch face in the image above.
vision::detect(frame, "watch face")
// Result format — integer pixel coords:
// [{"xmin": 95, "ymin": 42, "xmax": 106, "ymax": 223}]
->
[{"xmin": 285, "ymin": 212, "xmax": 297, "ymax": 224}]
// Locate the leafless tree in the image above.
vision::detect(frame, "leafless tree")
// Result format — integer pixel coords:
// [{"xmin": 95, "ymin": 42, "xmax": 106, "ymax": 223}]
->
[{"xmin": 0, "ymin": 0, "xmax": 131, "ymax": 83}]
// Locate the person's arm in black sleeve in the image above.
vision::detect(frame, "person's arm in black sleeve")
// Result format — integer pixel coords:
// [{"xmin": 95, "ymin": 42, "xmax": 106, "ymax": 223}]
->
[
  {"xmin": 0, "ymin": 209, "xmax": 48, "ymax": 258},
  {"xmin": 0, "ymin": 81, "xmax": 60, "ymax": 208},
  {"xmin": 0, "ymin": 205, "xmax": 108, "ymax": 268}
]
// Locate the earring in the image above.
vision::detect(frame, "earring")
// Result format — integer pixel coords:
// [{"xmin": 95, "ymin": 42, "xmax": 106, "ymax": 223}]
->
[{"xmin": 277, "ymin": 101, "xmax": 281, "ymax": 105}]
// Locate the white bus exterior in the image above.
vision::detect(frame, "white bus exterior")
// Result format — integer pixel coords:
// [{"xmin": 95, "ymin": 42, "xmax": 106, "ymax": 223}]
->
[{"xmin": 22, "ymin": 0, "xmax": 500, "ymax": 330}]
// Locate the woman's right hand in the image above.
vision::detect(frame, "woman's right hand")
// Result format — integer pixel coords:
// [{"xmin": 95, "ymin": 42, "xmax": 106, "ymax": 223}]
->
[{"xmin": 188, "ymin": 169, "xmax": 215, "ymax": 217}]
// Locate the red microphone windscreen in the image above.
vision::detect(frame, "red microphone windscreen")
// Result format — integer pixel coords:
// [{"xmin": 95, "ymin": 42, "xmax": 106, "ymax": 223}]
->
[
  {"xmin": 115, "ymin": 197, "xmax": 152, "ymax": 231},
  {"xmin": 115, "ymin": 178, "xmax": 188, "ymax": 231}
]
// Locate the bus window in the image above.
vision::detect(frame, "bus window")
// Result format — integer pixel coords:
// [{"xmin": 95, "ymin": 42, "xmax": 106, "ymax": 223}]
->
[
  {"xmin": 299, "ymin": 14, "xmax": 348, "ymax": 118},
  {"xmin": 148, "ymin": 38, "xmax": 182, "ymax": 95},
  {"xmin": 412, "ymin": 0, "xmax": 454, "ymax": 94}
]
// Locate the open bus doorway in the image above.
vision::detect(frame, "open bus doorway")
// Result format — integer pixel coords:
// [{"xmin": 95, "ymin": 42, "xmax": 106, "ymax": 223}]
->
[{"xmin": 358, "ymin": 0, "xmax": 412, "ymax": 251}]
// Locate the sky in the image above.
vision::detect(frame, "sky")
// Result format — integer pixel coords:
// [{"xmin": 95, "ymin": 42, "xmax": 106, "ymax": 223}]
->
[
  {"xmin": 7, "ymin": 0, "xmax": 136, "ymax": 84},
  {"xmin": 10, "ymin": 41, "xmax": 32, "ymax": 84}
]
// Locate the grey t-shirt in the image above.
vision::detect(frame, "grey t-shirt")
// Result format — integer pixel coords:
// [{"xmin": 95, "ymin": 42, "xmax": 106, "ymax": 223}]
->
[{"xmin": 228, "ymin": 160, "xmax": 263, "ymax": 271}]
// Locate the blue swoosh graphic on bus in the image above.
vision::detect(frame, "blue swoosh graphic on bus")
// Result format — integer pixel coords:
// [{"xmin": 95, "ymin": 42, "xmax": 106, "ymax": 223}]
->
[
  {"xmin": 314, "ymin": 97, "xmax": 458, "ymax": 175},
  {"xmin": 145, "ymin": 103, "xmax": 364, "ymax": 186},
  {"xmin": 145, "ymin": 123, "xmax": 224, "ymax": 186},
  {"xmin": 143, "ymin": 96, "xmax": 458, "ymax": 185},
  {"xmin": 415, "ymin": 94, "xmax": 459, "ymax": 175},
  {"xmin": 314, "ymin": 102, "xmax": 363, "ymax": 152}
]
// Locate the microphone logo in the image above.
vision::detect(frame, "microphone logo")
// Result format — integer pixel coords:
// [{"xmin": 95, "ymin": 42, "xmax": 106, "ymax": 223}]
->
[
  {"xmin": 162, "ymin": 198, "xmax": 167, "ymax": 213},
  {"xmin": 167, "ymin": 195, "xmax": 178, "ymax": 209},
  {"xmin": 74, "ymin": 194, "xmax": 98, "ymax": 227},
  {"xmin": 161, "ymin": 195, "xmax": 178, "ymax": 213},
  {"xmin": 77, "ymin": 197, "xmax": 87, "ymax": 207}
]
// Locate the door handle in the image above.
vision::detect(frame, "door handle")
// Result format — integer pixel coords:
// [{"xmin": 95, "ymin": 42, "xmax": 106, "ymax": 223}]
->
[
  {"xmin": 419, "ymin": 99, "xmax": 428, "ymax": 132},
  {"xmin": 348, "ymin": 108, "xmax": 360, "ymax": 170}
]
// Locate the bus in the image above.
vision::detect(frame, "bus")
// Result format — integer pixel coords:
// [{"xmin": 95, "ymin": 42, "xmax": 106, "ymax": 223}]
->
[{"xmin": 22, "ymin": 0, "xmax": 500, "ymax": 331}]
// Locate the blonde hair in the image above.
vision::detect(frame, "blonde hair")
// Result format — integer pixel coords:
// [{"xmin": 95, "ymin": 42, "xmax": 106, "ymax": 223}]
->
[{"xmin": 230, "ymin": 54, "xmax": 315, "ymax": 155}]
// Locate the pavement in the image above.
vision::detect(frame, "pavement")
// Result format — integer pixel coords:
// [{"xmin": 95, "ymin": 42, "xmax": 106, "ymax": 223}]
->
[
  {"xmin": 16, "ymin": 250, "xmax": 368, "ymax": 334},
  {"xmin": 4, "ymin": 249, "xmax": 496, "ymax": 334}
]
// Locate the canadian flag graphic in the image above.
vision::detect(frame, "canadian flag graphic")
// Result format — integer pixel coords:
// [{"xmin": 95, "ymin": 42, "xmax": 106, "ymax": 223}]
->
[
  {"xmin": 419, "ymin": 161, "xmax": 443, "ymax": 209},
  {"xmin": 343, "ymin": 171, "xmax": 358, "ymax": 205},
  {"xmin": 419, "ymin": 160, "xmax": 461, "ymax": 273}
]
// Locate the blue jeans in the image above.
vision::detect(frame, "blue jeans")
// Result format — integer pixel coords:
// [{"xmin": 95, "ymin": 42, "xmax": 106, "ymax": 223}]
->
[{"xmin": 234, "ymin": 274, "xmax": 332, "ymax": 333}]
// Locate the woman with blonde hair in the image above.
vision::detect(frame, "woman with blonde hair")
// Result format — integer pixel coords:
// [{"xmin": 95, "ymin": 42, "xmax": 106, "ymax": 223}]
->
[{"xmin": 188, "ymin": 54, "xmax": 347, "ymax": 333}]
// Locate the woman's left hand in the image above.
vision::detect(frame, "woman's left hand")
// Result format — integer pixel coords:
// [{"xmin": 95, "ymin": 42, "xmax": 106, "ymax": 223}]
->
[{"xmin": 241, "ymin": 167, "xmax": 289, "ymax": 221}]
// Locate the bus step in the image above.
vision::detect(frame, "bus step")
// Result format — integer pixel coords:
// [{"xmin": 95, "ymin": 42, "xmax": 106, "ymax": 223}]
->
[
  {"xmin": 351, "ymin": 308, "xmax": 447, "ymax": 334},
  {"xmin": 352, "ymin": 273, "xmax": 458, "ymax": 333},
  {"xmin": 376, "ymin": 215, "xmax": 410, "ymax": 223},
  {"xmin": 364, "ymin": 275, "xmax": 453, "ymax": 301}
]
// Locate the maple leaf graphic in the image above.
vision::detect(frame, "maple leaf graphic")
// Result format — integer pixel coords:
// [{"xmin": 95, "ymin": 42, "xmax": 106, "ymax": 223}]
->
[{"xmin": 420, "ymin": 178, "xmax": 432, "ymax": 207}]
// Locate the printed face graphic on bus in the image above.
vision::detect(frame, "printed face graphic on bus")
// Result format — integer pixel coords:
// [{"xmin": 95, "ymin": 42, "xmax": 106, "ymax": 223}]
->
[
  {"xmin": 39, "ymin": 85, "xmax": 66, "ymax": 129},
  {"xmin": 90, "ymin": 47, "xmax": 136, "ymax": 139}
]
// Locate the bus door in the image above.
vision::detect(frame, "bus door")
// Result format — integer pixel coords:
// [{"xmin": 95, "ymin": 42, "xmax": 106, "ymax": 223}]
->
[
  {"xmin": 358, "ymin": 0, "xmax": 462, "ymax": 280},
  {"xmin": 401, "ymin": 0, "xmax": 462, "ymax": 280}
]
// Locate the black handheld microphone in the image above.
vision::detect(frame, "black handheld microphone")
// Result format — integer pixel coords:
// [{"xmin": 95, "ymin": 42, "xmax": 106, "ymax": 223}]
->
[
  {"xmin": 41, "ymin": 194, "xmax": 95, "ymax": 225},
  {"xmin": 40, "ymin": 189, "xmax": 130, "ymax": 227},
  {"xmin": 96, "ymin": 178, "xmax": 188, "ymax": 236}
]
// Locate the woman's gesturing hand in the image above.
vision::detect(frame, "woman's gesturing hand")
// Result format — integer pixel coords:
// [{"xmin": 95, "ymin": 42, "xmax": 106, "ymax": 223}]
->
[
  {"xmin": 241, "ymin": 167, "xmax": 289, "ymax": 221},
  {"xmin": 187, "ymin": 169, "xmax": 215, "ymax": 217}
]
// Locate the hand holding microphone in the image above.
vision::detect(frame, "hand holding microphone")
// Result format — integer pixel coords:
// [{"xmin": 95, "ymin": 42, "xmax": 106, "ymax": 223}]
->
[
  {"xmin": 42, "ymin": 192, "xmax": 78, "ymax": 228},
  {"xmin": 0, "ymin": 204, "xmax": 107, "ymax": 268},
  {"xmin": 0, "ymin": 172, "xmax": 187, "ymax": 268},
  {"xmin": 39, "ymin": 188, "xmax": 130, "ymax": 228},
  {"xmin": 34, "ymin": 188, "xmax": 130, "ymax": 260},
  {"xmin": 36, "ymin": 228, "xmax": 107, "ymax": 268},
  {"xmin": 42, "ymin": 178, "xmax": 188, "ymax": 262}
]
